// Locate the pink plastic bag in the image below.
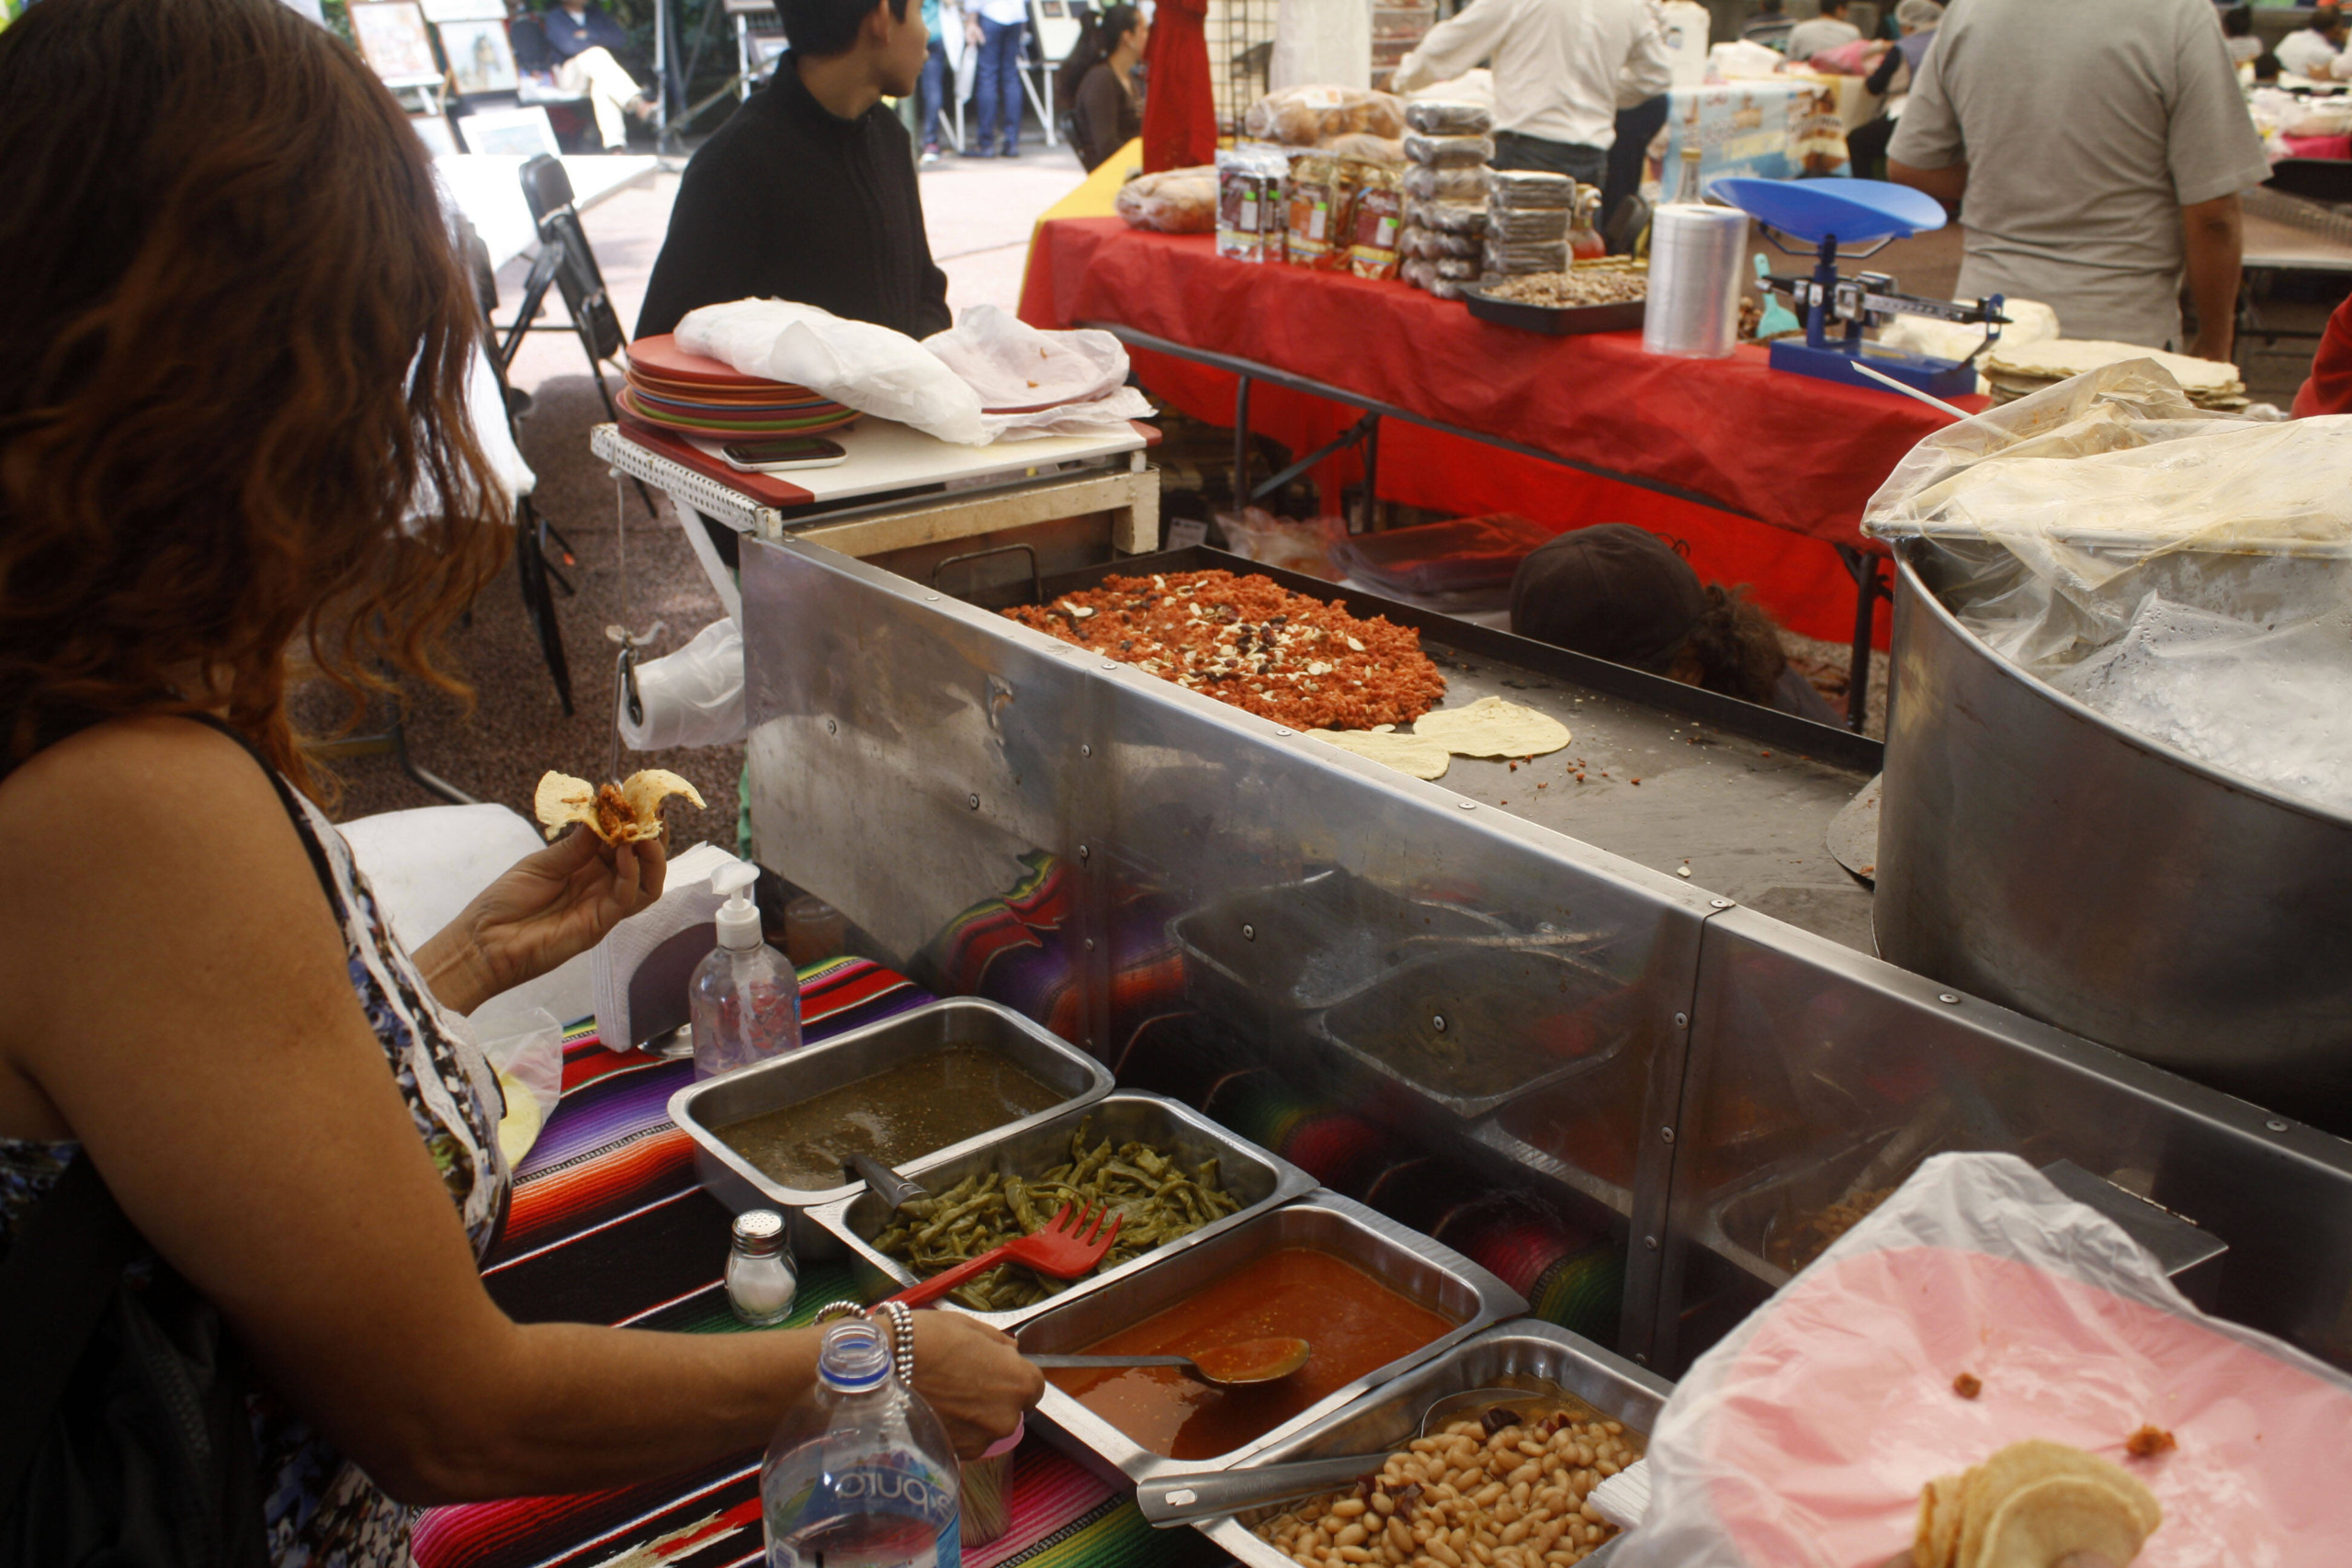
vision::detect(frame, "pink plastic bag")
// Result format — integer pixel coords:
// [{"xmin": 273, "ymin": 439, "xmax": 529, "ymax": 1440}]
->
[{"xmin": 1615, "ymin": 1153, "xmax": 2352, "ymax": 1568}]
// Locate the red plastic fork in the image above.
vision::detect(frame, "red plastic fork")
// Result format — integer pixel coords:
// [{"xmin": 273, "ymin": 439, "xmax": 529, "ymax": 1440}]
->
[{"xmin": 886, "ymin": 1202, "xmax": 1124, "ymax": 1309}]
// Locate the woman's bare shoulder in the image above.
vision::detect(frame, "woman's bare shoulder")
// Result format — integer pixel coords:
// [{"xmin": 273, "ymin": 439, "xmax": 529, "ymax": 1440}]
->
[{"xmin": 0, "ymin": 715, "xmax": 292, "ymax": 856}]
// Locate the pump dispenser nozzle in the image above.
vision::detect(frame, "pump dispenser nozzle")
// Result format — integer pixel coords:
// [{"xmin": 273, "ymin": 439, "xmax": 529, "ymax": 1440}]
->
[{"xmin": 709, "ymin": 861, "xmax": 763, "ymax": 951}]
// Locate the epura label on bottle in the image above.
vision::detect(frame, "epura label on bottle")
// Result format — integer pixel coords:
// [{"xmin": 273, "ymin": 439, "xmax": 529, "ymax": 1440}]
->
[{"xmin": 767, "ymin": 1458, "xmax": 961, "ymax": 1568}]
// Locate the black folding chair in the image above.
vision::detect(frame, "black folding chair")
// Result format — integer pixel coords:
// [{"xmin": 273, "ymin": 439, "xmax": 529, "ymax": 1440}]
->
[{"xmin": 499, "ymin": 152, "xmax": 660, "ymax": 519}]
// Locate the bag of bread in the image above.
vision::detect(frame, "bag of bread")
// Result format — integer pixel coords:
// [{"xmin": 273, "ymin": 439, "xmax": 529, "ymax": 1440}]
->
[
  {"xmin": 1402, "ymin": 164, "xmax": 1490, "ymax": 203},
  {"xmin": 1323, "ymin": 131, "xmax": 1406, "ymax": 165},
  {"xmin": 1243, "ymin": 85, "xmax": 1407, "ymax": 148},
  {"xmin": 1345, "ymin": 168, "xmax": 1404, "ymax": 281},
  {"xmin": 1114, "ymin": 166, "xmax": 1217, "ymax": 233},
  {"xmin": 1216, "ymin": 143, "xmax": 1291, "ymax": 263},
  {"xmin": 1284, "ymin": 153, "xmax": 1340, "ymax": 267},
  {"xmin": 1404, "ymin": 99, "xmax": 1492, "ymax": 136},
  {"xmin": 1402, "ymin": 131, "xmax": 1494, "ymax": 167}
]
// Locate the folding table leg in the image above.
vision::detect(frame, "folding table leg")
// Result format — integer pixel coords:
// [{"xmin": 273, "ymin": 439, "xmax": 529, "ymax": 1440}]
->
[
  {"xmin": 1231, "ymin": 375, "xmax": 1252, "ymax": 510},
  {"xmin": 1837, "ymin": 543, "xmax": 1886, "ymax": 732}
]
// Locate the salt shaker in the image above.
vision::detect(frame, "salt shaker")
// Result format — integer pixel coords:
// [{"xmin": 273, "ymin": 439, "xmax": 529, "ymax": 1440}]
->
[{"xmin": 727, "ymin": 1209, "xmax": 797, "ymax": 1326}]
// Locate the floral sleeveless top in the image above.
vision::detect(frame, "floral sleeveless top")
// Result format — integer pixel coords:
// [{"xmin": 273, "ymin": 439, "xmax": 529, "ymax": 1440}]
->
[{"xmin": 0, "ymin": 740, "xmax": 510, "ymax": 1568}]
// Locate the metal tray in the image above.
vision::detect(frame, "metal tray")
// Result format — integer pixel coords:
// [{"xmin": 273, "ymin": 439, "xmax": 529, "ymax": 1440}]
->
[
  {"xmin": 1307, "ymin": 942, "xmax": 1633, "ymax": 1120},
  {"xmin": 1016, "ymin": 1190, "xmax": 1525, "ymax": 1484},
  {"xmin": 1464, "ymin": 288, "xmax": 1645, "ymax": 337},
  {"xmin": 808, "ymin": 1090, "xmax": 1317, "ymax": 1329},
  {"xmin": 1193, "ymin": 1320, "xmax": 1672, "ymax": 1568},
  {"xmin": 666, "ymin": 998, "xmax": 1114, "ymax": 1256},
  {"xmin": 1169, "ymin": 867, "xmax": 1508, "ymax": 1043}
]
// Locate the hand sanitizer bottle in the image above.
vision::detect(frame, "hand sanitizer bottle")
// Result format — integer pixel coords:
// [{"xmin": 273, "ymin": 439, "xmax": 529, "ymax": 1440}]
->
[{"xmin": 688, "ymin": 861, "xmax": 802, "ymax": 1079}]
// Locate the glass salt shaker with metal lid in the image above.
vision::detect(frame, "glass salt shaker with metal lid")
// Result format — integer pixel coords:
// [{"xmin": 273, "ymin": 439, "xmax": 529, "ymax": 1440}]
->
[{"xmin": 727, "ymin": 1209, "xmax": 797, "ymax": 1326}]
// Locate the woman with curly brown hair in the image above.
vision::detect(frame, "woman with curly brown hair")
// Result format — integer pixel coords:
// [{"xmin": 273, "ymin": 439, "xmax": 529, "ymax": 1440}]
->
[{"xmin": 0, "ymin": 2, "xmax": 1038, "ymax": 1562}]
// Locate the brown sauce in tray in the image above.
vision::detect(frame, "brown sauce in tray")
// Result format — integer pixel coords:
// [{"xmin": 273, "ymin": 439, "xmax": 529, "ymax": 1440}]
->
[
  {"xmin": 1048, "ymin": 1247, "xmax": 1458, "ymax": 1460},
  {"xmin": 713, "ymin": 1044, "xmax": 1062, "ymax": 1190}
]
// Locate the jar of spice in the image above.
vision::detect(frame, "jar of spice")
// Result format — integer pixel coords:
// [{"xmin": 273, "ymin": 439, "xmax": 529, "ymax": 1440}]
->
[{"xmin": 726, "ymin": 1209, "xmax": 797, "ymax": 1326}]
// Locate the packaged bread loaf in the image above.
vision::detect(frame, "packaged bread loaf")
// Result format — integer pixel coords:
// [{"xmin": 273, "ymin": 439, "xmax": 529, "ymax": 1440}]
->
[
  {"xmin": 1114, "ymin": 166, "xmax": 1217, "ymax": 233},
  {"xmin": 1400, "ymin": 225, "xmax": 1480, "ymax": 259},
  {"xmin": 1215, "ymin": 143, "xmax": 1290, "ymax": 262},
  {"xmin": 1402, "ymin": 131, "xmax": 1495, "ymax": 167},
  {"xmin": 1487, "ymin": 205, "xmax": 1571, "ymax": 244},
  {"xmin": 1482, "ymin": 237, "xmax": 1569, "ymax": 277},
  {"xmin": 1487, "ymin": 169, "xmax": 1576, "ymax": 209},
  {"xmin": 1406, "ymin": 197, "xmax": 1488, "ymax": 234},
  {"xmin": 1404, "ymin": 98, "xmax": 1493, "ymax": 135},
  {"xmin": 1401, "ymin": 257, "xmax": 1468, "ymax": 299},
  {"xmin": 1402, "ymin": 164, "xmax": 1490, "ymax": 203},
  {"xmin": 1285, "ymin": 152, "xmax": 1341, "ymax": 267},
  {"xmin": 1243, "ymin": 85, "xmax": 1407, "ymax": 148},
  {"xmin": 1346, "ymin": 168, "xmax": 1404, "ymax": 280}
]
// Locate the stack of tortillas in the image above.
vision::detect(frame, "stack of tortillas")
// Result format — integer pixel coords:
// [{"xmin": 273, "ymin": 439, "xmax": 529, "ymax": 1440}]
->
[
  {"xmin": 1983, "ymin": 340, "xmax": 2246, "ymax": 411},
  {"xmin": 1310, "ymin": 695, "xmax": 1570, "ymax": 781},
  {"xmin": 1914, "ymin": 1441, "xmax": 2160, "ymax": 1568}
]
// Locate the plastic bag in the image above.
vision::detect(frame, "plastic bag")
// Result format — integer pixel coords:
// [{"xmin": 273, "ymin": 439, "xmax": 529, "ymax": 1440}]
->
[
  {"xmin": 1614, "ymin": 1152, "xmax": 2352, "ymax": 1568},
  {"xmin": 1331, "ymin": 513, "xmax": 1557, "ymax": 594},
  {"xmin": 1242, "ymin": 84, "xmax": 1406, "ymax": 146},
  {"xmin": 1405, "ymin": 98, "xmax": 1492, "ymax": 135},
  {"xmin": 1707, "ymin": 39, "xmax": 1785, "ymax": 79},
  {"xmin": 1400, "ymin": 257, "xmax": 1467, "ymax": 299},
  {"xmin": 1323, "ymin": 132, "xmax": 1405, "ymax": 165},
  {"xmin": 1399, "ymin": 224, "xmax": 1479, "ymax": 259},
  {"xmin": 1283, "ymin": 152, "xmax": 1351, "ymax": 268},
  {"xmin": 1481, "ymin": 238, "xmax": 1567, "ymax": 276},
  {"xmin": 1114, "ymin": 165, "xmax": 1217, "ymax": 232},
  {"xmin": 1216, "ymin": 142, "xmax": 1292, "ymax": 262},
  {"xmin": 1401, "ymin": 164, "xmax": 1489, "ymax": 203},
  {"xmin": 1402, "ymin": 131, "xmax": 1493, "ymax": 167},
  {"xmin": 474, "ymin": 1007, "xmax": 564, "ymax": 1168},
  {"xmin": 620, "ymin": 616, "xmax": 747, "ymax": 750},
  {"xmin": 1215, "ymin": 507, "xmax": 1346, "ymax": 579},
  {"xmin": 922, "ymin": 304, "xmax": 1128, "ymax": 412},
  {"xmin": 1485, "ymin": 206, "xmax": 1570, "ymax": 243},
  {"xmin": 1344, "ymin": 171, "xmax": 1404, "ymax": 280}
]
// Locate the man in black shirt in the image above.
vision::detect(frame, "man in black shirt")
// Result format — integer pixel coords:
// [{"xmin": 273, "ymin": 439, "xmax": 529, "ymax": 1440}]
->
[{"xmin": 637, "ymin": 0, "xmax": 949, "ymax": 342}]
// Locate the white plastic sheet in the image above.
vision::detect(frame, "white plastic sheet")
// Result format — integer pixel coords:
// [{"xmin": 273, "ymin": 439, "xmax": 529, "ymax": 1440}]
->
[
  {"xmin": 1862, "ymin": 361, "xmax": 2352, "ymax": 816},
  {"xmin": 619, "ymin": 616, "xmax": 748, "ymax": 751},
  {"xmin": 1615, "ymin": 1152, "xmax": 2352, "ymax": 1568},
  {"xmin": 921, "ymin": 306, "xmax": 1127, "ymax": 412}
]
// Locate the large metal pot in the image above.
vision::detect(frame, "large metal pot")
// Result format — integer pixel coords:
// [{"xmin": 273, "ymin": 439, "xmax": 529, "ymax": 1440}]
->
[{"xmin": 1874, "ymin": 540, "xmax": 2352, "ymax": 1134}]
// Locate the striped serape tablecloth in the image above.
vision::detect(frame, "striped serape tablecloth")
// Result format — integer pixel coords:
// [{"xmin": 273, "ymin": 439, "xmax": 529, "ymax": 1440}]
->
[{"xmin": 410, "ymin": 955, "xmax": 1227, "ymax": 1568}]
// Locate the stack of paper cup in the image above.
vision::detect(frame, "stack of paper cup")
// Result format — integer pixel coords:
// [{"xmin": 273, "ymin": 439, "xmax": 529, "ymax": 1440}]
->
[{"xmin": 1643, "ymin": 205, "xmax": 1751, "ymax": 359}]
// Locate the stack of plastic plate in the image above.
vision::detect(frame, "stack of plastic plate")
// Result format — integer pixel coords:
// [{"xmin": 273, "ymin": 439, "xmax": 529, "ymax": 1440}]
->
[{"xmin": 617, "ymin": 333, "xmax": 860, "ymax": 439}]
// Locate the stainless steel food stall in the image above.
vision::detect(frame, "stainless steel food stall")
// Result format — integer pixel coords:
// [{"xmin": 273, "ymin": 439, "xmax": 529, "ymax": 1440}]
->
[{"xmin": 729, "ymin": 527, "xmax": 2352, "ymax": 1385}]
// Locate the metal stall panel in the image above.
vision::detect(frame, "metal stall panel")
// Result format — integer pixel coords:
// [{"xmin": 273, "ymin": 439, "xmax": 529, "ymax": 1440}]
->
[
  {"xmin": 739, "ymin": 536, "xmax": 1725, "ymax": 1364},
  {"xmin": 1658, "ymin": 906, "xmax": 2352, "ymax": 1378}
]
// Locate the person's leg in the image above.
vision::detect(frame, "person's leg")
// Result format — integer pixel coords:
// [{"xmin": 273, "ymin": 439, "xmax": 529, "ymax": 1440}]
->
[
  {"xmin": 919, "ymin": 36, "xmax": 947, "ymax": 152},
  {"xmin": 558, "ymin": 47, "xmax": 636, "ymax": 149},
  {"xmin": 974, "ymin": 17, "xmax": 1009, "ymax": 152},
  {"xmin": 1602, "ymin": 96, "xmax": 1666, "ymax": 235},
  {"xmin": 996, "ymin": 18, "xmax": 1025, "ymax": 152}
]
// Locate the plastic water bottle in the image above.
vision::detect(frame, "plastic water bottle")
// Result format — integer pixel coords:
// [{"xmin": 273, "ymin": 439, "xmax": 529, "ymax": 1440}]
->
[
  {"xmin": 689, "ymin": 860, "xmax": 802, "ymax": 1078},
  {"xmin": 763, "ymin": 1319, "xmax": 963, "ymax": 1568}
]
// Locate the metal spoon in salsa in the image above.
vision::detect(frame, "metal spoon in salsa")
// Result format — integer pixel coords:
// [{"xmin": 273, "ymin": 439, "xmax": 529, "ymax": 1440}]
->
[{"xmin": 1028, "ymin": 1336, "xmax": 1312, "ymax": 1390}]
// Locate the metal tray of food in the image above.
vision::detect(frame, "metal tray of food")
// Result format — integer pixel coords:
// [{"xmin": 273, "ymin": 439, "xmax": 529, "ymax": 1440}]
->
[
  {"xmin": 1463, "ymin": 288, "xmax": 1645, "ymax": 337},
  {"xmin": 1306, "ymin": 942, "xmax": 1633, "ymax": 1121},
  {"xmin": 1194, "ymin": 1319, "xmax": 1672, "ymax": 1568},
  {"xmin": 808, "ymin": 1090, "xmax": 1317, "ymax": 1329},
  {"xmin": 666, "ymin": 997, "xmax": 1114, "ymax": 1255},
  {"xmin": 1170, "ymin": 867, "xmax": 1509, "ymax": 1043},
  {"xmin": 1016, "ymin": 1190, "xmax": 1525, "ymax": 1485}
]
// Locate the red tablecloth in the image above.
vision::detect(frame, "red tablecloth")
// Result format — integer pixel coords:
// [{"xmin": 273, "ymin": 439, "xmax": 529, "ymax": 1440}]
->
[{"xmin": 1019, "ymin": 219, "xmax": 1983, "ymax": 645}]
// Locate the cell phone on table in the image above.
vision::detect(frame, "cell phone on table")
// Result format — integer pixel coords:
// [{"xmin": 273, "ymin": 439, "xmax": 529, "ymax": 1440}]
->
[{"xmin": 719, "ymin": 435, "xmax": 849, "ymax": 470}]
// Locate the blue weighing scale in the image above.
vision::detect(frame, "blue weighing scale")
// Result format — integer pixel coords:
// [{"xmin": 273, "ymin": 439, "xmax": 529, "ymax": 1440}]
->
[{"xmin": 1711, "ymin": 176, "xmax": 2008, "ymax": 398}]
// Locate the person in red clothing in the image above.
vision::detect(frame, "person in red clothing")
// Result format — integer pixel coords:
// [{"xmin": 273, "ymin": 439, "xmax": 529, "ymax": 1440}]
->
[{"xmin": 2291, "ymin": 291, "xmax": 2352, "ymax": 416}]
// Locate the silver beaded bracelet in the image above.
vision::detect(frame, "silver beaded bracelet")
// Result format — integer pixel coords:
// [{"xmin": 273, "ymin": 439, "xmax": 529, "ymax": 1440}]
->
[{"xmin": 879, "ymin": 1300, "xmax": 916, "ymax": 1385}]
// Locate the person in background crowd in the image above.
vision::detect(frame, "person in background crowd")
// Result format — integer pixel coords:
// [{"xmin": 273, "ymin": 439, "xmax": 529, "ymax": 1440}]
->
[
  {"xmin": 1889, "ymin": 0, "xmax": 2267, "ymax": 359},
  {"xmin": 0, "ymin": 6, "xmax": 1041, "ymax": 1567},
  {"xmin": 1743, "ymin": 0, "xmax": 1794, "ymax": 50},
  {"xmin": 1389, "ymin": 0, "xmax": 1670, "ymax": 186},
  {"xmin": 967, "ymin": 0, "xmax": 1027, "ymax": 155},
  {"xmin": 2220, "ymin": 5, "xmax": 2266, "ymax": 69},
  {"xmin": 916, "ymin": 0, "xmax": 956, "ymax": 161},
  {"xmin": 2277, "ymin": 4, "xmax": 2346, "ymax": 78},
  {"xmin": 540, "ymin": 0, "xmax": 653, "ymax": 149},
  {"xmin": 1847, "ymin": 0, "xmax": 1941, "ymax": 177},
  {"xmin": 1511, "ymin": 526, "xmax": 1846, "ymax": 723},
  {"xmin": 1068, "ymin": 2, "xmax": 1147, "ymax": 172},
  {"xmin": 2291, "ymin": 290, "xmax": 2352, "ymax": 414},
  {"xmin": 1784, "ymin": 0, "xmax": 1860, "ymax": 63}
]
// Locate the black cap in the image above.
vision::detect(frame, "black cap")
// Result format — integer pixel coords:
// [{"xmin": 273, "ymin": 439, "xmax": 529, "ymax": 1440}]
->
[{"xmin": 1509, "ymin": 525, "xmax": 1706, "ymax": 674}]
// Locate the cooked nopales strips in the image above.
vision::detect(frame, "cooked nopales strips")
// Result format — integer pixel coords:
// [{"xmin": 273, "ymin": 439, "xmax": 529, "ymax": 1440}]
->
[
  {"xmin": 1913, "ymin": 1439, "xmax": 2160, "ymax": 1568},
  {"xmin": 533, "ymin": 769, "xmax": 706, "ymax": 842}
]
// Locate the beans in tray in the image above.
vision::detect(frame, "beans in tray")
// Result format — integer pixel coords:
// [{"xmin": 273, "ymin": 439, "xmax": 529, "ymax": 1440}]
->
[
  {"xmin": 869, "ymin": 1122, "xmax": 1243, "ymax": 1311},
  {"xmin": 1255, "ymin": 1406, "xmax": 1645, "ymax": 1568},
  {"xmin": 1483, "ymin": 269, "xmax": 1647, "ymax": 309}
]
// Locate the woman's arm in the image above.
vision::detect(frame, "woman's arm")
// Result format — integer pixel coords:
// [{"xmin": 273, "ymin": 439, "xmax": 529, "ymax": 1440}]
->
[
  {"xmin": 411, "ymin": 825, "xmax": 666, "ymax": 1015},
  {"xmin": 0, "ymin": 718, "xmax": 1039, "ymax": 1504}
]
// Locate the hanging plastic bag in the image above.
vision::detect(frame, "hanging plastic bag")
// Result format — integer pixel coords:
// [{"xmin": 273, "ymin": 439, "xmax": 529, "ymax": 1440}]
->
[
  {"xmin": 1614, "ymin": 1152, "xmax": 2352, "ymax": 1568},
  {"xmin": 619, "ymin": 616, "xmax": 747, "ymax": 751}
]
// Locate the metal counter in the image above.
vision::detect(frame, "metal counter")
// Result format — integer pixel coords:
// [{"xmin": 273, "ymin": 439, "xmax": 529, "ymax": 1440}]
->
[{"xmin": 737, "ymin": 535, "xmax": 2352, "ymax": 1380}]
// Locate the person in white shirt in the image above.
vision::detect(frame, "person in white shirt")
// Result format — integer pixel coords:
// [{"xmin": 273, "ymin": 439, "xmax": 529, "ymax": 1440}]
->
[
  {"xmin": 1389, "ymin": 0, "xmax": 1670, "ymax": 185},
  {"xmin": 2220, "ymin": 6, "xmax": 2266, "ymax": 70},
  {"xmin": 2276, "ymin": 6, "xmax": 2346, "ymax": 80},
  {"xmin": 1784, "ymin": 0, "xmax": 1861, "ymax": 62}
]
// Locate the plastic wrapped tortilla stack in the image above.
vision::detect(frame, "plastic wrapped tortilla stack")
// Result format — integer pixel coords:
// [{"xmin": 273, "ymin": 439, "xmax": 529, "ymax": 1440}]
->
[{"xmin": 1984, "ymin": 338, "xmax": 2247, "ymax": 411}]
